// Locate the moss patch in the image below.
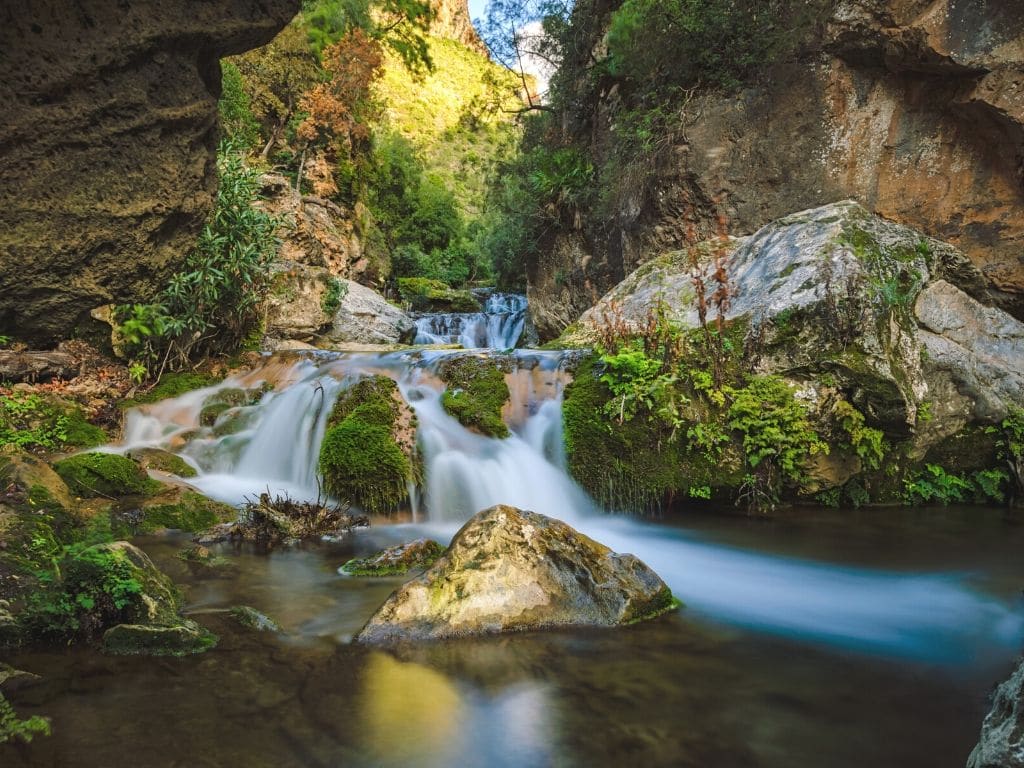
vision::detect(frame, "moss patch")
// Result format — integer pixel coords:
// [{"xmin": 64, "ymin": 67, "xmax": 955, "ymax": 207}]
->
[
  {"xmin": 53, "ymin": 453, "xmax": 161, "ymax": 499},
  {"xmin": 137, "ymin": 490, "xmax": 237, "ymax": 533},
  {"xmin": 318, "ymin": 377, "xmax": 415, "ymax": 515},
  {"xmin": 340, "ymin": 539, "xmax": 445, "ymax": 576},
  {"xmin": 122, "ymin": 372, "xmax": 224, "ymax": 407},
  {"xmin": 437, "ymin": 355, "xmax": 511, "ymax": 438},
  {"xmin": 126, "ymin": 448, "xmax": 196, "ymax": 478},
  {"xmin": 397, "ymin": 278, "xmax": 481, "ymax": 313}
]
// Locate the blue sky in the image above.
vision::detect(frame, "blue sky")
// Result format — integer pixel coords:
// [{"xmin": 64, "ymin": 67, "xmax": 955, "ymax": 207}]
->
[{"xmin": 468, "ymin": 0, "xmax": 488, "ymax": 26}]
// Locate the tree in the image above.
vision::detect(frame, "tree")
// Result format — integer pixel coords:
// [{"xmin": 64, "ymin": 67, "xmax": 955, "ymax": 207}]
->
[{"xmin": 304, "ymin": 0, "xmax": 435, "ymax": 73}]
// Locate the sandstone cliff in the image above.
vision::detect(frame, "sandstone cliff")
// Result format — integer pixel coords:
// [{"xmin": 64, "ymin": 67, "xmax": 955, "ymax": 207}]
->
[
  {"xmin": 0, "ymin": 0, "xmax": 300, "ymax": 346},
  {"xmin": 528, "ymin": 0, "xmax": 1024, "ymax": 339},
  {"xmin": 428, "ymin": 0, "xmax": 486, "ymax": 55}
]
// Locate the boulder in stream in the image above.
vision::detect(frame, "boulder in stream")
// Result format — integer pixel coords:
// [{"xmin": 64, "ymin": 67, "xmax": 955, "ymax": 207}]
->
[
  {"xmin": 967, "ymin": 658, "xmax": 1024, "ymax": 768},
  {"xmin": 356, "ymin": 505, "xmax": 677, "ymax": 643},
  {"xmin": 340, "ymin": 538, "xmax": 445, "ymax": 577}
]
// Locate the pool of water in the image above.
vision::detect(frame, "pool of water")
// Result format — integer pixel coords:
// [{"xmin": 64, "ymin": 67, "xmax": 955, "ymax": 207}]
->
[{"xmin": 2, "ymin": 505, "xmax": 1022, "ymax": 768}]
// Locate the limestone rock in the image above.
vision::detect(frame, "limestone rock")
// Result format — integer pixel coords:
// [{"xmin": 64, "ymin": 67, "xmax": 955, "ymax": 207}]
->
[
  {"xmin": 340, "ymin": 539, "xmax": 445, "ymax": 577},
  {"xmin": 0, "ymin": 0, "xmax": 300, "ymax": 345},
  {"xmin": 323, "ymin": 280, "xmax": 416, "ymax": 346},
  {"xmin": 967, "ymin": 658, "xmax": 1024, "ymax": 768},
  {"xmin": 356, "ymin": 505, "xmax": 676, "ymax": 643},
  {"xmin": 265, "ymin": 262, "xmax": 336, "ymax": 341}
]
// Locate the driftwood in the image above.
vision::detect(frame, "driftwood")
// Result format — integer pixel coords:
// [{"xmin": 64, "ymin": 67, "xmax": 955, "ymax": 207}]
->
[{"xmin": 0, "ymin": 350, "xmax": 78, "ymax": 382}]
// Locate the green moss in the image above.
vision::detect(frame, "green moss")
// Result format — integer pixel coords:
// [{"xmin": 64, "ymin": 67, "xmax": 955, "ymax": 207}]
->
[
  {"xmin": 0, "ymin": 392, "xmax": 106, "ymax": 452},
  {"xmin": 122, "ymin": 372, "xmax": 224, "ymax": 407},
  {"xmin": 199, "ymin": 401, "xmax": 231, "ymax": 427},
  {"xmin": 438, "ymin": 355, "xmax": 511, "ymax": 438},
  {"xmin": 139, "ymin": 491, "xmax": 237, "ymax": 533},
  {"xmin": 318, "ymin": 377, "xmax": 414, "ymax": 515},
  {"xmin": 340, "ymin": 539, "xmax": 445, "ymax": 576},
  {"xmin": 127, "ymin": 448, "xmax": 196, "ymax": 478},
  {"xmin": 624, "ymin": 586, "xmax": 682, "ymax": 625},
  {"xmin": 101, "ymin": 621, "xmax": 218, "ymax": 657},
  {"xmin": 397, "ymin": 278, "xmax": 481, "ymax": 313},
  {"xmin": 53, "ymin": 453, "xmax": 160, "ymax": 499}
]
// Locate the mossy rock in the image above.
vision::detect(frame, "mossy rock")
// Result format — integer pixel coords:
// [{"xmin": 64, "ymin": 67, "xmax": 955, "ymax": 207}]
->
[
  {"xmin": 318, "ymin": 376, "xmax": 417, "ymax": 515},
  {"xmin": 199, "ymin": 401, "xmax": 232, "ymax": 427},
  {"xmin": 437, "ymin": 355, "xmax": 511, "ymax": 438},
  {"xmin": 53, "ymin": 452, "xmax": 162, "ymax": 498},
  {"xmin": 2, "ymin": 450, "xmax": 75, "ymax": 513},
  {"xmin": 126, "ymin": 447, "xmax": 196, "ymax": 478},
  {"xmin": 199, "ymin": 388, "xmax": 264, "ymax": 427},
  {"xmin": 136, "ymin": 488, "xmax": 237, "ymax": 533},
  {"xmin": 0, "ymin": 391, "xmax": 106, "ymax": 451},
  {"xmin": 211, "ymin": 407, "xmax": 257, "ymax": 437},
  {"xmin": 397, "ymin": 277, "xmax": 481, "ymax": 313},
  {"xmin": 102, "ymin": 620, "xmax": 218, "ymax": 656},
  {"xmin": 122, "ymin": 372, "xmax": 224, "ymax": 407},
  {"xmin": 340, "ymin": 539, "xmax": 445, "ymax": 577},
  {"xmin": 229, "ymin": 606, "xmax": 280, "ymax": 633}
]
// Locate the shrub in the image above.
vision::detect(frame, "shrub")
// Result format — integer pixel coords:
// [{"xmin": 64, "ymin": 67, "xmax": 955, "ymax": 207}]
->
[
  {"xmin": 903, "ymin": 464, "xmax": 973, "ymax": 505},
  {"xmin": 0, "ymin": 693, "xmax": 50, "ymax": 745}
]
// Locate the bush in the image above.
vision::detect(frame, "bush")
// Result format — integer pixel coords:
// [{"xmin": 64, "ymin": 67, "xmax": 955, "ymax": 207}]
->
[{"xmin": 53, "ymin": 453, "xmax": 159, "ymax": 499}]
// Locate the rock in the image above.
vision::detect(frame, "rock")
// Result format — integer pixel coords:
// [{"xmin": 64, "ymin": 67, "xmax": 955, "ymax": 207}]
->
[
  {"xmin": 0, "ymin": 662, "xmax": 40, "ymax": 693},
  {"xmin": 0, "ymin": 1, "xmax": 300, "ymax": 346},
  {"xmin": 133, "ymin": 486, "xmax": 237, "ymax": 534},
  {"xmin": 229, "ymin": 606, "xmax": 281, "ymax": 633},
  {"xmin": 177, "ymin": 545, "xmax": 236, "ymax": 574},
  {"xmin": 2, "ymin": 450, "xmax": 75, "ymax": 514},
  {"xmin": 340, "ymin": 539, "xmax": 445, "ymax": 577},
  {"xmin": 323, "ymin": 280, "xmax": 416, "ymax": 346},
  {"xmin": 0, "ymin": 351, "xmax": 78, "ymax": 383},
  {"xmin": 53, "ymin": 452, "xmax": 160, "ymax": 499},
  {"xmin": 102, "ymin": 620, "xmax": 217, "ymax": 657},
  {"xmin": 437, "ymin": 354, "xmax": 512, "ymax": 438},
  {"xmin": 967, "ymin": 658, "xmax": 1024, "ymax": 768},
  {"xmin": 265, "ymin": 262, "xmax": 336, "ymax": 341},
  {"xmin": 397, "ymin": 278, "xmax": 482, "ymax": 313},
  {"xmin": 126, "ymin": 448, "xmax": 197, "ymax": 478},
  {"xmin": 356, "ymin": 505, "xmax": 676, "ymax": 643},
  {"xmin": 525, "ymin": 0, "xmax": 1024, "ymax": 337}
]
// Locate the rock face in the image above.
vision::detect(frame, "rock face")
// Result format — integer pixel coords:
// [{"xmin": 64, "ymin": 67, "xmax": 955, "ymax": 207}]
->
[
  {"xmin": 528, "ymin": 0, "xmax": 1024, "ymax": 337},
  {"xmin": 356, "ymin": 505, "xmax": 675, "ymax": 643},
  {"xmin": 967, "ymin": 658, "xmax": 1024, "ymax": 768},
  {"xmin": 323, "ymin": 280, "xmax": 417, "ymax": 346},
  {"xmin": 567, "ymin": 201, "xmax": 1024, "ymax": 462},
  {"xmin": 0, "ymin": 0, "xmax": 300, "ymax": 346},
  {"xmin": 428, "ymin": 0, "xmax": 487, "ymax": 55}
]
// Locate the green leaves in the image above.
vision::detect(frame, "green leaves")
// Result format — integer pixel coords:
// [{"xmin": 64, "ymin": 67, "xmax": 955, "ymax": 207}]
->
[{"xmin": 0, "ymin": 693, "xmax": 50, "ymax": 745}]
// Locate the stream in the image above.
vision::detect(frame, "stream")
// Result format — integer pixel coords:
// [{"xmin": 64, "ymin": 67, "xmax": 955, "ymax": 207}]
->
[{"xmin": 4, "ymin": 304, "xmax": 1024, "ymax": 767}]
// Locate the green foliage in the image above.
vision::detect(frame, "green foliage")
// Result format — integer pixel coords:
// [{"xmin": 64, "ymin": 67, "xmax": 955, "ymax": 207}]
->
[
  {"xmin": 219, "ymin": 61, "xmax": 261, "ymax": 149},
  {"xmin": 598, "ymin": 341, "xmax": 686, "ymax": 432},
  {"xmin": 321, "ymin": 277, "xmax": 348, "ymax": 315},
  {"xmin": 304, "ymin": 0, "xmax": 434, "ymax": 72},
  {"xmin": 726, "ymin": 376, "xmax": 826, "ymax": 489},
  {"xmin": 833, "ymin": 399, "xmax": 885, "ymax": 470},
  {"xmin": 903, "ymin": 464, "xmax": 973, "ymax": 505},
  {"xmin": 438, "ymin": 356, "xmax": 511, "ymax": 438},
  {"xmin": 122, "ymin": 372, "xmax": 223, "ymax": 407},
  {"xmin": 0, "ymin": 693, "xmax": 50, "ymax": 745},
  {"xmin": 22, "ymin": 544, "xmax": 144, "ymax": 642},
  {"xmin": 396, "ymin": 277, "xmax": 480, "ymax": 312},
  {"xmin": 117, "ymin": 142, "xmax": 278, "ymax": 369},
  {"xmin": 318, "ymin": 377, "xmax": 414, "ymax": 514},
  {"xmin": 0, "ymin": 392, "xmax": 105, "ymax": 452},
  {"xmin": 53, "ymin": 453, "xmax": 159, "ymax": 499},
  {"xmin": 972, "ymin": 468, "xmax": 1010, "ymax": 504}
]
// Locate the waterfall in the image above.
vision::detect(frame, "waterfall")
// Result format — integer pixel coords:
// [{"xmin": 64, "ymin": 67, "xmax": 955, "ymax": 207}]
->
[
  {"xmin": 413, "ymin": 292, "xmax": 528, "ymax": 349},
  {"xmin": 115, "ymin": 350, "xmax": 1024, "ymax": 661}
]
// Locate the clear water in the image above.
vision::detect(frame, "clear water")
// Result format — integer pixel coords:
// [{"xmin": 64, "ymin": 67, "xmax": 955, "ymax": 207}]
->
[
  {"xmin": 3, "ymin": 350, "xmax": 1023, "ymax": 767},
  {"xmin": 413, "ymin": 292, "xmax": 528, "ymax": 348}
]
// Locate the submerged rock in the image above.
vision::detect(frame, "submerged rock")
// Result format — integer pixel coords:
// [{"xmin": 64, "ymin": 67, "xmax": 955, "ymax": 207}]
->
[
  {"xmin": 967, "ymin": 658, "xmax": 1024, "ymax": 768},
  {"xmin": 356, "ymin": 505, "xmax": 676, "ymax": 643},
  {"xmin": 340, "ymin": 539, "xmax": 445, "ymax": 577},
  {"xmin": 102, "ymin": 621, "xmax": 217, "ymax": 657},
  {"xmin": 229, "ymin": 606, "xmax": 281, "ymax": 633}
]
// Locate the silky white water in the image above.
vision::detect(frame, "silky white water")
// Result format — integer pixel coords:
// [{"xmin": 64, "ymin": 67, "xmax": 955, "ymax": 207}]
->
[
  {"xmin": 413, "ymin": 292, "xmax": 528, "ymax": 349},
  {"xmin": 117, "ymin": 349, "xmax": 1024, "ymax": 663}
]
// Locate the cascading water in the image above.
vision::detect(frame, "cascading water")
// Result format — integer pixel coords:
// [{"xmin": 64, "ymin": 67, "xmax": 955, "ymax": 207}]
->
[
  {"xmin": 116, "ymin": 349, "xmax": 1024, "ymax": 662},
  {"xmin": 413, "ymin": 292, "xmax": 528, "ymax": 348}
]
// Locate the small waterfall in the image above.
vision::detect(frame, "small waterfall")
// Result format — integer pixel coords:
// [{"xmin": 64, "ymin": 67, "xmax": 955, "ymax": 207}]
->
[
  {"xmin": 414, "ymin": 292, "xmax": 528, "ymax": 349},
  {"xmin": 113, "ymin": 349, "xmax": 1024, "ymax": 661}
]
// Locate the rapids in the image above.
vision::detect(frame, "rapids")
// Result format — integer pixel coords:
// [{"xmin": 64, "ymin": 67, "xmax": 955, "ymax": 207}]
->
[
  {"xmin": 412, "ymin": 292, "xmax": 528, "ymax": 348},
  {"xmin": 115, "ymin": 348, "xmax": 1024, "ymax": 664}
]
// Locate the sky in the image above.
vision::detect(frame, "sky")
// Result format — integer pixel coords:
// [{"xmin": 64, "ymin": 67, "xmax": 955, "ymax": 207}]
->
[{"xmin": 468, "ymin": 0, "xmax": 488, "ymax": 26}]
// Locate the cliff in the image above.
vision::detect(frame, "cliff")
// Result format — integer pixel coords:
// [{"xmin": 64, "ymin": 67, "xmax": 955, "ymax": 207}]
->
[
  {"xmin": 527, "ymin": 0, "xmax": 1024, "ymax": 339},
  {"xmin": 0, "ymin": 0, "xmax": 300, "ymax": 346},
  {"xmin": 428, "ymin": 0, "xmax": 487, "ymax": 55}
]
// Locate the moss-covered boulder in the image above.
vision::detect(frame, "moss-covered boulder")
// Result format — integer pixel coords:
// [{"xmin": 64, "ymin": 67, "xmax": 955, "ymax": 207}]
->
[
  {"xmin": 134, "ymin": 487, "xmax": 236, "ymax": 533},
  {"xmin": 340, "ymin": 538, "xmax": 445, "ymax": 577},
  {"xmin": 102, "ymin": 621, "xmax": 217, "ymax": 656},
  {"xmin": 356, "ymin": 505, "xmax": 677, "ymax": 643},
  {"xmin": 126, "ymin": 447, "xmax": 196, "ymax": 478},
  {"xmin": 53, "ymin": 452, "xmax": 160, "ymax": 498},
  {"xmin": 1, "ymin": 450, "xmax": 75, "ymax": 514},
  {"xmin": 437, "ymin": 354, "xmax": 511, "ymax": 438},
  {"xmin": 397, "ymin": 277, "xmax": 481, "ymax": 313},
  {"xmin": 318, "ymin": 376, "xmax": 417, "ymax": 515},
  {"xmin": 0, "ymin": 389, "xmax": 106, "ymax": 452}
]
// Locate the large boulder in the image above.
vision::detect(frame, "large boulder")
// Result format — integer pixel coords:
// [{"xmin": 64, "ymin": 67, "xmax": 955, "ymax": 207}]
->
[
  {"xmin": 967, "ymin": 658, "xmax": 1024, "ymax": 768},
  {"xmin": 323, "ymin": 280, "xmax": 416, "ymax": 346},
  {"xmin": 356, "ymin": 505, "xmax": 676, "ymax": 643},
  {"xmin": 568, "ymin": 202, "xmax": 1024, "ymax": 454},
  {"xmin": 0, "ymin": 1, "xmax": 300, "ymax": 346}
]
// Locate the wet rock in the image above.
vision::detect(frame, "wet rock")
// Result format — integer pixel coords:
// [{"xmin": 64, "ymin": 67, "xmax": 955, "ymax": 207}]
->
[
  {"xmin": 133, "ymin": 486, "xmax": 237, "ymax": 534},
  {"xmin": 340, "ymin": 539, "xmax": 445, "ymax": 577},
  {"xmin": 0, "ymin": 662, "xmax": 40, "ymax": 693},
  {"xmin": 126, "ymin": 447, "xmax": 197, "ymax": 478},
  {"xmin": 102, "ymin": 620, "xmax": 217, "ymax": 657},
  {"xmin": 2, "ymin": 450, "xmax": 75, "ymax": 514},
  {"xmin": 53, "ymin": 452, "xmax": 160, "ymax": 499},
  {"xmin": 397, "ymin": 278, "xmax": 482, "ymax": 313},
  {"xmin": 436, "ymin": 354, "xmax": 512, "ymax": 438},
  {"xmin": 356, "ymin": 505, "xmax": 676, "ymax": 643},
  {"xmin": 967, "ymin": 658, "xmax": 1024, "ymax": 768},
  {"xmin": 176, "ymin": 545, "xmax": 235, "ymax": 574},
  {"xmin": 229, "ymin": 606, "xmax": 281, "ymax": 633},
  {"xmin": 323, "ymin": 279, "xmax": 417, "ymax": 346}
]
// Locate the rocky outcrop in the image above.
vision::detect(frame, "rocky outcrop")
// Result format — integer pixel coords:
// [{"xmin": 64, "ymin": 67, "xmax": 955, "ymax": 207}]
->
[
  {"xmin": 356, "ymin": 505, "xmax": 676, "ymax": 643},
  {"xmin": 529, "ymin": 0, "xmax": 1024, "ymax": 338},
  {"xmin": 0, "ymin": 1, "xmax": 300, "ymax": 346},
  {"xmin": 565, "ymin": 201, "xmax": 1024, "ymax": 479},
  {"xmin": 967, "ymin": 658, "xmax": 1024, "ymax": 768},
  {"xmin": 428, "ymin": 0, "xmax": 487, "ymax": 55},
  {"xmin": 323, "ymin": 280, "xmax": 417, "ymax": 346}
]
